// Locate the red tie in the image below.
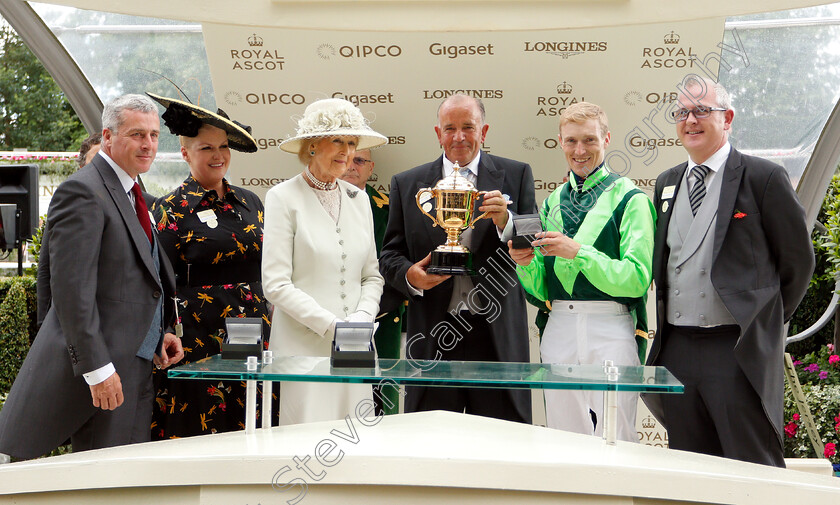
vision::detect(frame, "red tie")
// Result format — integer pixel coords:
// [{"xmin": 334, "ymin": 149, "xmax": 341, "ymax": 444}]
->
[{"xmin": 131, "ymin": 182, "xmax": 153, "ymax": 243}]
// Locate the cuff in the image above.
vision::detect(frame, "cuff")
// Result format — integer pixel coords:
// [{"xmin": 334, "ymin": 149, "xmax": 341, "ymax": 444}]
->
[
  {"xmin": 83, "ymin": 362, "xmax": 116, "ymax": 386},
  {"xmin": 406, "ymin": 273, "xmax": 423, "ymax": 297}
]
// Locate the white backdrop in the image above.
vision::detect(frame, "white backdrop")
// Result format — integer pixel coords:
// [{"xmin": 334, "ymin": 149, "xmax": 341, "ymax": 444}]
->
[{"xmin": 203, "ymin": 19, "xmax": 725, "ymax": 205}]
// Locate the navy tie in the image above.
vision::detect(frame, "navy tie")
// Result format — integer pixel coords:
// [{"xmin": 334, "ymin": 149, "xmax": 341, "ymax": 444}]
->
[{"xmin": 688, "ymin": 165, "xmax": 710, "ymax": 216}]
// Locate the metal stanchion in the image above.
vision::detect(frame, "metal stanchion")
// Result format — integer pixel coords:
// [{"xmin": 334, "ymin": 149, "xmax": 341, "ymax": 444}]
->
[
  {"xmin": 261, "ymin": 350, "xmax": 273, "ymax": 429},
  {"xmin": 245, "ymin": 356, "xmax": 258, "ymax": 434},
  {"xmin": 603, "ymin": 360, "xmax": 619, "ymax": 445}
]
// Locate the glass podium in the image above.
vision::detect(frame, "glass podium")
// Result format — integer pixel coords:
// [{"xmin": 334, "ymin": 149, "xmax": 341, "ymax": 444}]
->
[{"xmin": 169, "ymin": 354, "xmax": 683, "ymax": 444}]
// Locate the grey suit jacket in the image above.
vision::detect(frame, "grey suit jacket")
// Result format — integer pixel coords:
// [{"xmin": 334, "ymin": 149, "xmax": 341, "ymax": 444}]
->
[
  {"xmin": 379, "ymin": 153, "xmax": 536, "ymax": 421},
  {"xmin": 0, "ymin": 154, "xmax": 175, "ymax": 459},
  {"xmin": 644, "ymin": 148, "xmax": 814, "ymax": 444}
]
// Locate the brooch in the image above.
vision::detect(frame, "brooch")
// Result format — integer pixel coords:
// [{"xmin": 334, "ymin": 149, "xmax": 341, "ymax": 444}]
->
[{"xmin": 733, "ymin": 210, "xmax": 747, "ymax": 219}]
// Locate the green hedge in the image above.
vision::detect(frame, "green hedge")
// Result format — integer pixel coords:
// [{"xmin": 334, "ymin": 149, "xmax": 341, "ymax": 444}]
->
[{"xmin": 0, "ymin": 277, "xmax": 36, "ymax": 397}]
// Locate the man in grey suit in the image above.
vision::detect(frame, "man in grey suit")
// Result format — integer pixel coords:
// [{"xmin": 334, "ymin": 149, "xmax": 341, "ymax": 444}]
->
[
  {"xmin": 0, "ymin": 94, "xmax": 184, "ymax": 459},
  {"xmin": 644, "ymin": 77, "xmax": 814, "ymax": 466}
]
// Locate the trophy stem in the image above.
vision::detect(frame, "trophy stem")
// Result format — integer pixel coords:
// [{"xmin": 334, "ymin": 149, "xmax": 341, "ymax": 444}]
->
[{"xmin": 445, "ymin": 228, "xmax": 462, "ymax": 248}]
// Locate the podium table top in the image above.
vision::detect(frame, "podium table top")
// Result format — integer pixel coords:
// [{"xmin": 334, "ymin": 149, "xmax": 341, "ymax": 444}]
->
[{"xmin": 169, "ymin": 355, "xmax": 683, "ymax": 393}]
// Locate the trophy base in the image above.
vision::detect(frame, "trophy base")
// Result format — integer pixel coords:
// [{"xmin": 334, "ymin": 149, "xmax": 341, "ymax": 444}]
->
[{"xmin": 427, "ymin": 249, "xmax": 475, "ymax": 276}]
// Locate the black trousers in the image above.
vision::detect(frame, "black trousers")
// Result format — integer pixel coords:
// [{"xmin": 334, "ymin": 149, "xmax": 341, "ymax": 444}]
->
[
  {"xmin": 659, "ymin": 324, "xmax": 784, "ymax": 467},
  {"xmin": 407, "ymin": 312, "xmax": 529, "ymax": 424}
]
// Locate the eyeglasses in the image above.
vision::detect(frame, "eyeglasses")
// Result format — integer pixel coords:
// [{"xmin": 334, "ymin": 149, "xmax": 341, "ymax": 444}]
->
[
  {"xmin": 352, "ymin": 157, "xmax": 372, "ymax": 165},
  {"xmin": 671, "ymin": 106, "xmax": 728, "ymax": 121}
]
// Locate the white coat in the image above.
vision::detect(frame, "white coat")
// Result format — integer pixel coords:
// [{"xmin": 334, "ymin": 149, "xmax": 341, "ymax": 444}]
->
[{"xmin": 263, "ymin": 174, "xmax": 384, "ymax": 424}]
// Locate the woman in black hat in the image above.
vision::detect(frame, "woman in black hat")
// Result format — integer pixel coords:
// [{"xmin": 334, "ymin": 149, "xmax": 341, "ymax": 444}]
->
[{"xmin": 147, "ymin": 93, "xmax": 272, "ymax": 438}]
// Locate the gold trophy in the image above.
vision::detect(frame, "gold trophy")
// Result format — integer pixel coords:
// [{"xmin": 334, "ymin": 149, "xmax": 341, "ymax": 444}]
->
[{"xmin": 415, "ymin": 163, "xmax": 490, "ymax": 275}]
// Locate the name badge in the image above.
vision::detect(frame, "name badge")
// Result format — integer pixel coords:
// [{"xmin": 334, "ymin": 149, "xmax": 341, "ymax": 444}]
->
[
  {"xmin": 197, "ymin": 209, "xmax": 218, "ymax": 229},
  {"xmin": 661, "ymin": 185, "xmax": 676, "ymax": 200}
]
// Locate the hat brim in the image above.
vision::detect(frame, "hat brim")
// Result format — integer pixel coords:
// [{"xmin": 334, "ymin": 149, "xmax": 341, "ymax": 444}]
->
[
  {"xmin": 147, "ymin": 92, "xmax": 258, "ymax": 153},
  {"xmin": 279, "ymin": 130, "xmax": 388, "ymax": 154}
]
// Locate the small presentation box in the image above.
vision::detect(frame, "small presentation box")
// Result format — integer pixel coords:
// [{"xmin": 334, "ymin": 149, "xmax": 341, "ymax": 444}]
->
[
  {"xmin": 221, "ymin": 317, "xmax": 264, "ymax": 360},
  {"xmin": 510, "ymin": 213, "xmax": 543, "ymax": 249},
  {"xmin": 331, "ymin": 321, "xmax": 375, "ymax": 368}
]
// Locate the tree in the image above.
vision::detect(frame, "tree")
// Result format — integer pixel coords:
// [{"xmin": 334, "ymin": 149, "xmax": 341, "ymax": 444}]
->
[{"xmin": 0, "ymin": 25, "xmax": 87, "ymax": 151}]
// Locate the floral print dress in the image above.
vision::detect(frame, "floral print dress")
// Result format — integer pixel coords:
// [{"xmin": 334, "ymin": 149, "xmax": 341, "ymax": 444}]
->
[{"xmin": 150, "ymin": 176, "xmax": 272, "ymax": 439}]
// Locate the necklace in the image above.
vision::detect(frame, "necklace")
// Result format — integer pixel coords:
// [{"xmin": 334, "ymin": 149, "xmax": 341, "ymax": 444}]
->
[{"xmin": 304, "ymin": 166, "xmax": 336, "ymax": 191}]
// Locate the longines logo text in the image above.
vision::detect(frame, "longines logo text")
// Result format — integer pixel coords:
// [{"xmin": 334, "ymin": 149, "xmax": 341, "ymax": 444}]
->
[
  {"xmin": 640, "ymin": 31, "xmax": 697, "ymax": 69},
  {"xmin": 331, "ymin": 91, "xmax": 395, "ymax": 105},
  {"xmin": 428, "ymin": 43, "xmax": 495, "ymax": 59},
  {"xmin": 319, "ymin": 44, "xmax": 402, "ymax": 59},
  {"xmin": 239, "ymin": 177, "xmax": 287, "ymax": 188},
  {"xmin": 230, "ymin": 33, "xmax": 285, "ymax": 71},
  {"xmin": 535, "ymin": 82, "xmax": 585, "ymax": 117},
  {"xmin": 422, "ymin": 89, "xmax": 503, "ymax": 100},
  {"xmin": 523, "ymin": 40, "xmax": 607, "ymax": 58}
]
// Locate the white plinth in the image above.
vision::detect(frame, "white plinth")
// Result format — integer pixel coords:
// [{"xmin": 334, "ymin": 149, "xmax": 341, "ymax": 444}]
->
[{"xmin": 1, "ymin": 411, "xmax": 838, "ymax": 504}]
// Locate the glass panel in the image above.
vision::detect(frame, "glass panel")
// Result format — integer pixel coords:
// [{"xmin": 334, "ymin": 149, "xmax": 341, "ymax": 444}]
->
[
  {"xmin": 30, "ymin": 2, "xmax": 213, "ymax": 196},
  {"xmin": 722, "ymin": 4, "xmax": 840, "ymax": 184},
  {"xmin": 169, "ymin": 355, "xmax": 684, "ymax": 393}
]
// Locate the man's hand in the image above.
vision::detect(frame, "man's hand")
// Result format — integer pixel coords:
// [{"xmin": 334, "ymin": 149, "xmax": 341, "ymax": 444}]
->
[
  {"xmin": 531, "ymin": 231, "xmax": 581, "ymax": 259},
  {"xmin": 154, "ymin": 332, "xmax": 184, "ymax": 370},
  {"xmin": 507, "ymin": 240, "xmax": 535, "ymax": 266},
  {"xmin": 90, "ymin": 372, "xmax": 123, "ymax": 410},
  {"xmin": 479, "ymin": 190, "xmax": 510, "ymax": 229},
  {"xmin": 407, "ymin": 253, "xmax": 451, "ymax": 291}
]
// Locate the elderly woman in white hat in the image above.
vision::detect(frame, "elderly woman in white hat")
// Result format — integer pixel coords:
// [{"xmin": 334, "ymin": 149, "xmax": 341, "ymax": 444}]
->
[{"xmin": 263, "ymin": 98, "xmax": 387, "ymax": 425}]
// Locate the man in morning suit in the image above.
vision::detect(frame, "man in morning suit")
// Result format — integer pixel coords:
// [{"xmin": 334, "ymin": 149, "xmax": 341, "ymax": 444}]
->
[
  {"xmin": 643, "ymin": 77, "xmax": 814, "ymax": 466},
  {"xmin": 0, "ymin": 94, "xmax": 184, "ymax": 459},
  {"xmin": 341, "ymin": 149, "xmax": 406, "ymax": 415},
  {"xmin": 379, "ymin": 94, "xmax": 536, "ymax": 423}
]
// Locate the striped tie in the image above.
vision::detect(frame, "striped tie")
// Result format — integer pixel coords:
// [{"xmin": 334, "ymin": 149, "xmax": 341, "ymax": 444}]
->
[{"xmin": 688, "ymin": 165, "xmax": 710, "ymax": 216}]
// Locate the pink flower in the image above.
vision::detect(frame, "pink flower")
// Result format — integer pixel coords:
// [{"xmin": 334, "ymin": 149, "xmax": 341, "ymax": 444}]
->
[
  {"xmin": 805, "ymin": 363, "xmax": 820, "ymax": 373},
  {"xmin": 784, "ymin": 422, "xmax": 798, "ymax": 438},
  {"xmin": 829, "ymin": 344, "xmax": 835, "ymax": 352},
  {"xmin": 793, "ymin": 413, "xmax": 800, "ymax": 421},
  {"xmin": 820, "ymin": 371, "xmax": 829, "ymax": 380},
  {"xmin": 829, "ymin": 354, "xmax": 839, "ymax": 365},
  {"xmin": 792, "ymin": 359, "xmax": 802, "ymax": 366},
  {"xmin": 824, "ymin": 443, "xmax": 836, "ymax": 458}
]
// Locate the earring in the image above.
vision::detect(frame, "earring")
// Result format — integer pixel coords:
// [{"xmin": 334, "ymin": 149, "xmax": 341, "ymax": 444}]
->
[{"xmin": 310, "ymin": 150, "xmax": 315, "ymax": 156}]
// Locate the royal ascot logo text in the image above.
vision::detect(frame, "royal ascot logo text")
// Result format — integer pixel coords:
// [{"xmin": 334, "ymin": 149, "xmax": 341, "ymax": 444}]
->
[
  {"xmin": 535, "ymin": 82, "xmax": 585, "ymax": 117},
  {"xmin": 230, "ymin": 33, "xmax": 285, "ymax": 71},
  {"xmin": 523, "ymin": 40, "xmax": 607, "ymax": 58},
  {"xmin": 422, "ymin": 89, "xmax": 503, "ymax": 100},
  {"xmin": 331, "ymin": 91, "xmax": 395, "ymax": 106},
  {"xmin": 318, "ymin": 43, "xmax": 402, "ymax": 59},
  {"xmin": 640, "ymin": 31, "xmax": 697, "ymax": 69},
  {"xmin": 428, "ymin": 43, "xmax": 495, "ymax": 59}
]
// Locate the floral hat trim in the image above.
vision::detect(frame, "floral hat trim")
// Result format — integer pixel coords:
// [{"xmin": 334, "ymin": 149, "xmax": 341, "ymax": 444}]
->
[{"xmin": 279, "ymin": 98, "xmax": 387, "ymax": 153}]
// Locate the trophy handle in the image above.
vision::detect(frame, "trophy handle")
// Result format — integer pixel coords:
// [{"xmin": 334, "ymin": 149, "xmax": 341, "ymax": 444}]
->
[
  {"xmin": 467, "ymin": 191, "xmax": 491, "ymax": 228},
  {"xmin": 415, "ymin": 188, "xmax": 438, "ymax": 227}
]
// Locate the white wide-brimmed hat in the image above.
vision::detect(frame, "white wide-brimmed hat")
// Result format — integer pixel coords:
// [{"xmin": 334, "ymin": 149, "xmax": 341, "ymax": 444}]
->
[{"xmin": 279, "ymin": 98, "xmax": 387, "ymax": 153}]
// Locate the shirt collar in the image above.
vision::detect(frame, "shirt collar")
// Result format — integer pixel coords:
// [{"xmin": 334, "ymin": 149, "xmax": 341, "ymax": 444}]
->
[
  {"xmin": 180, "ymin": 176, "xmax": 249, "ymax": 211},
  {"xmin": 98, "ymin": 151, "xmax": 137, "ymax": 194},
  {"xmin": 687, "ymin": 141, "xmax": 731, "ymax": 177},
  {"xmin": 571, "ymin": 163, "xmax": 609, "ymax": 193},
  {"xmin": 442, "ymin": 151, "xmax": 481, "ymax": 179}
]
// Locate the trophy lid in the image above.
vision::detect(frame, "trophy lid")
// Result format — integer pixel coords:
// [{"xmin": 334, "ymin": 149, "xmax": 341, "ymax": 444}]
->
[{"xmin": 435, "ymin": 162, "xmax": 476, "ymax": 191}]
